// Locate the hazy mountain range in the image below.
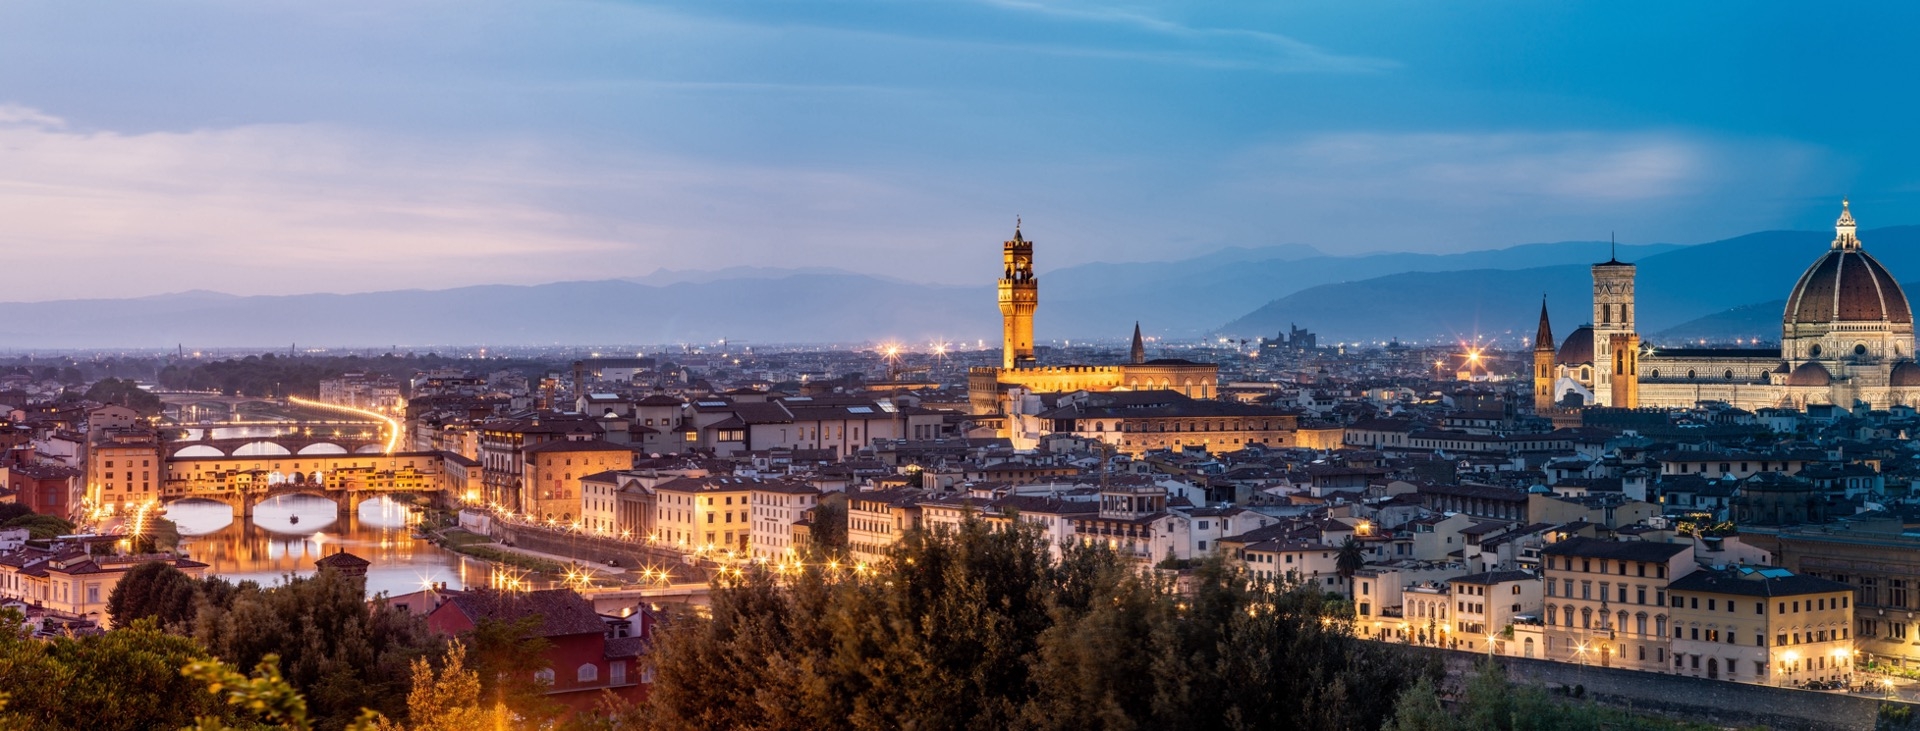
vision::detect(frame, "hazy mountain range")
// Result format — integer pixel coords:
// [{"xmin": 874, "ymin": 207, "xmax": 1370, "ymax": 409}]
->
[
  {"xmin": 1219, "ymin": 226, "xmax": 1920, "ymax": 347},
  {"xmin": 0, "ymin": 227, "xmax": 1906, "ymax": 349}
]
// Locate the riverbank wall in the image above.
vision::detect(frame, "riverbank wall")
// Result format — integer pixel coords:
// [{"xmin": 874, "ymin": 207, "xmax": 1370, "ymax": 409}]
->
[
  {"xmin": 491, "ymin": 522, "xmax": 708, "ymax": 582},
  {"xmin": 1417, "ymin": 647, "xmax": 1920, "ymax": 731}
]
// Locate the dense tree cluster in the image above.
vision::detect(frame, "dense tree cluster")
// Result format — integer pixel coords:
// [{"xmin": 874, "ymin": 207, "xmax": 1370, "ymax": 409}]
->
[
  {"xmin": 193, "ymin": 568, "xmax": 443, "ymax": 728},
  {"xmin": 0, "ymin": 614, "xmax": 246, "ymax": 731},
  {"xmin": 0, "ymin": 357, "xmax": 153, "ymax": 387},
  {"xmin": 95, "ymin": 563, "xmax": 582, "ymax": 729},
  {"xmin": 156, "ymin": 353, "xmax": 550, "ymax": 398},
  {"xmin": 100, "ymin": 564, "xmax": 443, "ymax": 730},
  {"xmin": 105, "ymin": 560, "xmax": 244, "ymax": 632},
  {"xmin": 805, "ymin": 492, "xmax": 847, "ymax": 557},
  {"xmin": 81, "ymin": 376, "xmax": 164, "ymax": 414},
  {"xmin": 637, "ymin": 518, "xmax": 1435, "ymax": 731},
  {"xmin": 0, "ymin": 505, "xmax": 74, "ymax": 539}
]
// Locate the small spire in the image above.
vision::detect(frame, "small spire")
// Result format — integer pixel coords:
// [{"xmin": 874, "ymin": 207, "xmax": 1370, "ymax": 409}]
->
[
  {"xmin": 1610, "ymin": 231, "xmax": 1616, "ymax": 261},
  {"xmin": 1535, "ymin": 297, "xmax": 1554, "ymax": 351},
  {"xmin": 1130, "ymin": 321, "xmax": 1145, "ymax": 364}
]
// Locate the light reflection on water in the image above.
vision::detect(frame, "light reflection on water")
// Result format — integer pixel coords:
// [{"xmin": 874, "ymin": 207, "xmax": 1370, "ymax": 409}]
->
[{"xmin": 168, "ymin": 494, "xmax": 509, "ymax": 597}]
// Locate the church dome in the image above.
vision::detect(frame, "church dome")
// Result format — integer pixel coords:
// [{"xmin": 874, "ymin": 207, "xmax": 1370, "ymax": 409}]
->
[
  {"xmin": 1893, "ymin": 361, "xmax": 1920, "ymax": 387},
  {"xmin": 1787, "ymin": 360, "xmax": 1832, "ymax": 387},
  {"xmin": 1555, "ymin": 326, "xmax": 1595, "ymax": 366},
  {"xmin": 1784, "ymin": 201, "xmax": 1913, "ymax": 327}
]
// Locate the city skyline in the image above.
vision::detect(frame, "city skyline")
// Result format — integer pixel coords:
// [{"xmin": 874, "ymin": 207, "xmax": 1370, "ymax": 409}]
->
[{"xmin": 4, "ymin": 2, "xmax": 1917, "ymax": 300}]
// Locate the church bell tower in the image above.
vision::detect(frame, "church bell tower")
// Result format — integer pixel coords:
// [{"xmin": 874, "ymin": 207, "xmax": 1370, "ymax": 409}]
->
[
  {"xmin": 999, "ymin": 221, "xmax": 1038, "ymax": 369},
  {"xmin": 1533, "ymin": 298, "xmax": 1556, "ymax": 412},
  {"xmin": 1592, "ymin": 244, "xmax": 1637, "ymax": 407}
]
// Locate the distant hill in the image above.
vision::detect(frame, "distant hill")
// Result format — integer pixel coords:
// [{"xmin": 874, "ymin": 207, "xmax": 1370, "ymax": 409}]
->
[
  {"xmin": 0, "ymin": 236, "xmax": 1773, "ymax": 349},
  {"xmin": 0, "ymin": 277, "xmax": 993, "ymax": 349},
  {"xmin": 1653, "ymin": 301, "xmax": 1793, "ymax": 344},
  {"xmin": 1040, "ymin": 240, "xmax": 1682, "ymax": 339},
  {"xmin": 1219, "ymin": 226, "xmax": 1920, "ymax": 345}
]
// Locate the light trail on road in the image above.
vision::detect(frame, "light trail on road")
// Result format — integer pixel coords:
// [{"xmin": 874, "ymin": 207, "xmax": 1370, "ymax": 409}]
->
[{"xmin": 287, "ymin": 396, "xmax": 403, "ymax": 454}]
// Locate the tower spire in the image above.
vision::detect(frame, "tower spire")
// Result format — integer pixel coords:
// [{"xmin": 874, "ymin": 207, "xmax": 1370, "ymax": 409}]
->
[
  {"xmin": 1535, "ymin": 296, "xmax": 1554, "ymax": 351},
  {"xmin": 1130, "ymin": 321, "xmax": 1145, "ymax": 364}
]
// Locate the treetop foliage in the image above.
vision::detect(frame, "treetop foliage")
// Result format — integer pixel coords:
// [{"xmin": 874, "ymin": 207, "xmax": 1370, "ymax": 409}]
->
[{"xmin": 637, "ymin": 517, "xmax": 1436, "ymax": 731}]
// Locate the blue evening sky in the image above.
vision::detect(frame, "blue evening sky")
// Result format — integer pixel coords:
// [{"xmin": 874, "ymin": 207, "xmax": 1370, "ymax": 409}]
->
[{"xmin": 0, "ymin": 1, "xmax": 1912, "ymax": 297}]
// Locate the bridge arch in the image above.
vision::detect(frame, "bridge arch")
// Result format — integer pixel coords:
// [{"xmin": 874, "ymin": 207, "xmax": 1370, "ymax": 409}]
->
[
  {"xmin": 173, "ymin": 444, "xmax": 226, "ymax": 458},
  {"xmin": 297, "ymin": 442, "xmax": 349, "ymax": 455},
  {"xmin": 233, "ymin": 441, "xmax": 294, "ymax": 457},
  {"xmin": 354, "ymin": 444, "xmax": 386, "ymax": 454}
]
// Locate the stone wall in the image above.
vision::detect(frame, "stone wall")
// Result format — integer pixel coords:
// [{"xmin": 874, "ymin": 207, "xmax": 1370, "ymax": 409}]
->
[
  {"xmin": 496, "ymin": 523, "xmax": 707, "ymax": 582},
  {"xmin": 1422, "ymin": 648, "xmax": 1916, "ymax": 731}
]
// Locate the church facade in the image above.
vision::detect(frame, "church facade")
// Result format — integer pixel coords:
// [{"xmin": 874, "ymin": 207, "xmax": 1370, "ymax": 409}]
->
[
  {"xmin": 1538, "ymin": 201, "xmax": 1920, "ymax": 411},
  {"xmin": 967, "ymin": 225, "xmax": 1218, "ymax": 417}
]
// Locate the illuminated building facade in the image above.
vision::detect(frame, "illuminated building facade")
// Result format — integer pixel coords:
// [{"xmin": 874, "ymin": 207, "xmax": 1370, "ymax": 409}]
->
[
  {"xmin": 1541, "ymin": 537, "xmax": 1693, "ymax": 672},
  {"xmin": 968, "ymin": 224, "xmax": 1219, "ymax": 420},
  {"xmin": 521, "ymin": 439, "xmax": 635, "ymax": 524},
  {"xmin": 999, "ymin": 225, "xmax": 1038, "ymax": 369},
  {"xmin": 1546, "ymin": 201, "xmax": 1920, "ymax": 410},
  {"xmin": 1667, "ymin": 566, "xmax": 1853, "ymax": 686},
  {"xmin": 86, "ymin": 428, "xmax": 161, "ymax": 515}
]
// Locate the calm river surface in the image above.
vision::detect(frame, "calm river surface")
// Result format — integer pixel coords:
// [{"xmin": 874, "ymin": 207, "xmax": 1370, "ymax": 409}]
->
[{"xmin": 166, "ymin": 494, "xmax": 502, "ymax": 597}]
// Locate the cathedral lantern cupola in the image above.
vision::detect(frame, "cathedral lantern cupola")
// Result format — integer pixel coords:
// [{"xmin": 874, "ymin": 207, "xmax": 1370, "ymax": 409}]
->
[{"xmin": 1834, "ymin": 198, "xmax": 1860, "ymax": 250}]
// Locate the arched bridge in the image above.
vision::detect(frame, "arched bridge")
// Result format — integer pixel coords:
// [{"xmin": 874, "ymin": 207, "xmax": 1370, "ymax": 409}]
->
[
  {"xmin": 164, "ymin": 484, "xmax": 430, "ymax": 518},
  {"xmin": 160, "ymin": 451, "xmax": 448, "ymax": 517},
  {"xmin": 165, "ymin": 434, "xmax": 389, "ymax": 459}
]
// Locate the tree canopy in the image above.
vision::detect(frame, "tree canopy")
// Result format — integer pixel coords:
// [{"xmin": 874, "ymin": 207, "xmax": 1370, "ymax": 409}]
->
[
  {"xmin": 637, "ymin": 517, "xmax": 1434, "ymax": 731},
  {"xmin": 0, "ymin": 613, "xmax": 245, "ymax": 731},
  {"xmin": 106, "ymin": 559, "xmax": 211, "ymax": 631},
  {"xmin": 193, "ymin": 567, "xmax": 442, "ymax": 730}
]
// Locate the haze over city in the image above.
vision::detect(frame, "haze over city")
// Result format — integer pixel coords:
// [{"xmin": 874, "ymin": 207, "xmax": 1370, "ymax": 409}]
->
[
  {"xmin": 9, "ymin": 5, "xmax": 1920, "ymax": 731},
  {"xmin": 5, "ymin": 1, "xmax": 1917, "ymax": 302}
]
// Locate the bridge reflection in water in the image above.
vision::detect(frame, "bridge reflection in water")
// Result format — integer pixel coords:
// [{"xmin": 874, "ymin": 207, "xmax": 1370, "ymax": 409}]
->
[{"xmin": 167, "ymin": 494, "xmax": 531, "ymax": 597}]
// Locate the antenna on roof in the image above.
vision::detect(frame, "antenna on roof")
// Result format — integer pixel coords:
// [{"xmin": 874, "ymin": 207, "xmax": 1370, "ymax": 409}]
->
[{"xmin": 1610, "ymin": 231, "xmax": 1616, "ymax": 261}]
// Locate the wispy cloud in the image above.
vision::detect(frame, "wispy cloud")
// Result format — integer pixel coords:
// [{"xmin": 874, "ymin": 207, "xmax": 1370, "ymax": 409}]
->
[
  {"xmin": 1207, "ymin": 130, "xmax": 1840, "ymax": 251},
  {"xmin": 968, "ymin": 0, "xmax": 1394, "ymax": 72},
  {"xmin": 0, "ymin": 105, "xmax": 987, "ymax": 300}
]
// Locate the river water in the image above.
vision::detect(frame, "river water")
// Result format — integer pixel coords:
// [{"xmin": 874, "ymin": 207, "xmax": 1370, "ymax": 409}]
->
[{"xmin": 166, "ymin": 494, "xmax": 506, "ymax": 597}]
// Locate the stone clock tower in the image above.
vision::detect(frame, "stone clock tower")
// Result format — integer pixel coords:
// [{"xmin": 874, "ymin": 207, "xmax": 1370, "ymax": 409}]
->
[{"xmin": 999, "ymin": 222, "xmax": 1038, "ymax": 369}]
